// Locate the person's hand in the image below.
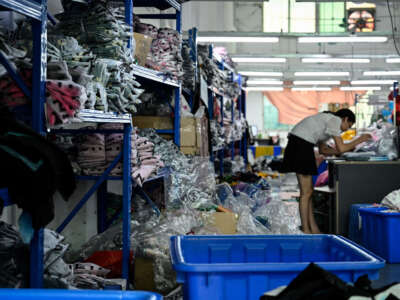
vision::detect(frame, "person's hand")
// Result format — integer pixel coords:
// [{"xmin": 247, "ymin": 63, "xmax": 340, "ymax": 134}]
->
[{"xmin": 360, "ymin": 133, "xmax": 372, "ymax": 142}]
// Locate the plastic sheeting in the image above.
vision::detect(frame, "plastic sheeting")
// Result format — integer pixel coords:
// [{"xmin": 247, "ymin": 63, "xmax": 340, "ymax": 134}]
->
[
  {"xmin": 381, "ymin": 189, "xmax": 400, "ymax": 211},
  {"xmin": 355, "ymin": 122, "xmax": 398, "ymax": 160}
]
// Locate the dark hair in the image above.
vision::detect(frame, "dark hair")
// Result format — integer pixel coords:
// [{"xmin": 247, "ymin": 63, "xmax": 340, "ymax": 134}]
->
[{"xmin": 324, "ymin": 109, "xmax": 355, "ymax": 123}]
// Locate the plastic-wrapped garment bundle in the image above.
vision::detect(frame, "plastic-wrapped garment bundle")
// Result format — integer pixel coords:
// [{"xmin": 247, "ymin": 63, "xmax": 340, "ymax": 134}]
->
[
  {"xmin": 354, "ymin": 122, "xmax": 398, "ymax": 160},
  {"xmin": 48, "ymin": 36, "xmax": 95, "ymax": 75},
  {"xmin": 381, "ymin": 189, "xmax": 400, "ymax": 211},
  {"xmin": 215, "ymin": 183, "xmax": 270, "ymax": 234},
  {"xmin": 210, "ymin": 120, "xmax": 226, "ymax": 151},
  {"xmin": 145, "ymin": 27, "xmax": 184, "ymax": 81},
  {"xmin": 130, "ymin": 208, "xmax": 204, "ymax": 293},
  {"xmin": 58, "ymin": 1, "xmax": 134, "ymax": 60},
  {"xmin": 231, "ymin": 155, "xmax": 245, "ymax": 173},
  {"xmin": 43, "ymin": 229, "xmax": 72, "ymax": 289},
  {"xmin": 0, "ymin": 222, "xmax": 29, "ymax": 288},
  {"xmin": 138, "ymin": 129, "xmax": 216, "ymax": 210},
  {"xmin": 254, "ymin": 200, "xmax": 302, "ymax": 235}
]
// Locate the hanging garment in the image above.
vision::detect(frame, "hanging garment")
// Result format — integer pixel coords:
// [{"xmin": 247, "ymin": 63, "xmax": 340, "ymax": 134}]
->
[{"xmin": 0, "ymin": 107, "xmax": 76, "ymax": 228}]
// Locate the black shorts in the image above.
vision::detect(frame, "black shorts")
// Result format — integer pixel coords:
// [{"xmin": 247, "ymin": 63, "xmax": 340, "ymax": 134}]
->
[{"xmin": 282, "ymin": 134, "xmax": 318, "ymax": 175}]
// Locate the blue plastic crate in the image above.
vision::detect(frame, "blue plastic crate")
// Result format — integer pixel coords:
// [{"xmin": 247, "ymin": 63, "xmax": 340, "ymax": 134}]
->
[
  {"xmin": 0, "ymin": 289, "xmax": 162, "ymax": 300},
  {"xmin": 348, "ymin": 204, "xmax": 374, "ymax": 244},
  {"xmin": 359, "ymin": 206, "xmax": 400, "ymax": 263},
  {"xmin": 170, "ymin": 235, "xmax": 384, "ymax": 300}
]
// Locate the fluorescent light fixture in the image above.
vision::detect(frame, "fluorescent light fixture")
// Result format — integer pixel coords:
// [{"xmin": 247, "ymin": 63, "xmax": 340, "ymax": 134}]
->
[
  {"xmin": 292, "ymin": 87, "xmax": 332, "ymax": 92},
  {"xmin": 197, "ymin": 36, "xmax": 279, "ymax": 43},
  {"xmin": 232, "ymin": 57, "xmax": 286, "ymax": 63},
  {"xmin": 363, "ymin": 71, "xmax": 400, "ymax": 76},
  {"xmin": 294, "ymin": 72, "xmax": 349, "ymax": 77},
  {"xmin": 340, "ymin": 86, "xmax": 381, "ymax": 91},
  {"xmin": 302, "ymin": 58, "xmax": 370, "ymax": 63},
  {"xmin": 351, "ymin": 80, "xmax": 397, "ymax": 85},
  {"xmin": 298, "ymin": 36, "xmax": 388, "ymax": 43},
  {"xmin": 293, "ymin": 80, "xmax": 340, "ymax": 85},
  {"xmin": 386, "ymin": 58, "xmax": 400, "ymax": 63},
  {"xmin": 245, "ymin": 87, "xmax": 284, "ymax": 91},
  {"xmin": 292, "ymin": 87, "xmax": 332, "ymax": 91},
  {"xmin": 247, "ymin": 80, "xmax": 283, "ymax": 85},
  {"xmin": 239, "ymin": 71, "xmax": 283, "ymax": 77}
]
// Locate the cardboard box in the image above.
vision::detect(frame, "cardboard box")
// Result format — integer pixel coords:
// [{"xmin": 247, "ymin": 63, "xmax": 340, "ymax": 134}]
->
[
  {"xmin": 134, "ymin": 257, "xmax": 156, "ymax": 291},
  {"xmin": 212, "ymin": 212, "xmax": 237, "ymax": 234},
  {"xmin": 132, "ymin": 116, "xmax": 173, "ymax": 129},
  {"xmin": 181, "ymin": 146, "xmax": 198, "ymax": 155},
  {"xmin": 180, "ymin": 117, "xmax": 196, "ymax": 147},
  {"xmin": 133, "ymin": 33, "xmax": 153, "ymax": 66}
]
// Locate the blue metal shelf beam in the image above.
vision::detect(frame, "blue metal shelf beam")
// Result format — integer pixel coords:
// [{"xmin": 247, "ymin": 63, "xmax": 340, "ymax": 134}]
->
[
  {"xmin": 0, "ymin": 0, "xmax": 43, "ymax": 20},
  {"xmin": 56, "ymin": 152, "xmax": 123, "ymax": 234},
  {"xmin": 136, "ymin": 14, "xmax": 176, "ymax": 19},
  {"xmin": 132, "ymin": 65, "xmax": 179, "ymax": 87}
]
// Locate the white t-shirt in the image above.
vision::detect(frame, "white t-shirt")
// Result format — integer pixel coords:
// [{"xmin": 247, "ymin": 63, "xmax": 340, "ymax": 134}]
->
[{"xmin": 290, "ymin": 113, "xmax": 342, "ymax": 145}]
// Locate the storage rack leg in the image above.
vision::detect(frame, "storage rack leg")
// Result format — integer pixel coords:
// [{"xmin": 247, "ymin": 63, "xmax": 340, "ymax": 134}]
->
[{"xmin": 122, "ymin": 124, "xmax": 132, "ymax": 281}]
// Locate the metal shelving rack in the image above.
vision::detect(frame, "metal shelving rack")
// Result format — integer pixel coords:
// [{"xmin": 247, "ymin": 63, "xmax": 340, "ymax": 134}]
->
[
  {"xmin": 51, "ymin": 0, "xmax": 183, "ymax": 286},
  {"xmin": 0, "ymin": 0, "xmax": 182, "ymax": 288},
  {"xmin": 0, "ymin": 0, "xmax": 48, "ymax": 288},
  {"xmin": 206, "ymin": 44, "xmax": 247, "ymax": 176},
  {"xmin": 134, "ymin": 0, "xmax": 182, "ymax": 147}
]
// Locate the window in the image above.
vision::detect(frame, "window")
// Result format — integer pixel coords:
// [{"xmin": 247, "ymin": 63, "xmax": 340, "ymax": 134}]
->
[
  {"xmin": 319, "ymin": 2, "xmax": 345, "ymax": 33},
  {"xmin": 263, "ymin": 0, "xmax": 315, "ymax": 33},
  {"xmin": 263, "ymin": 1, "xmax": 376, "ymax": 34}
]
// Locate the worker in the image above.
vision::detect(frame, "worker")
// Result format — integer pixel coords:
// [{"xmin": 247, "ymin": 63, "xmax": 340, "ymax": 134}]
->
[{"xmin": 282, "ymin": 109, "xmax": 371, "ymax": 234}]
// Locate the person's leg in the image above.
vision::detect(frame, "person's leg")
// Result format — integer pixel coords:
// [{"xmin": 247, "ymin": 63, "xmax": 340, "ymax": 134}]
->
[
  {"xmin": 296, "ymin": 174, "xmax": 314, "ymax": 234},
  {"xmin": 308, "ymin": 199, "xmax": 321, "ymax": 234}
]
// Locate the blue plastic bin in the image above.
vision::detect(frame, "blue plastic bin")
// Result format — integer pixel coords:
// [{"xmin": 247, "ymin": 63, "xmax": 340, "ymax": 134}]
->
[
  {"xmin": 348, "ymin": 204, "xmax": 373, "ymax": 244},
  {"xmin": 170, "ymin": 235, "xmax": 384, "ymax": 300},
  {"xmin": 0, "ymin": 289, "xmax": 162, "ymax": 300},
  {"xmin": 359, "ymin": 206, "xmax": 400, "ymax": 263}
]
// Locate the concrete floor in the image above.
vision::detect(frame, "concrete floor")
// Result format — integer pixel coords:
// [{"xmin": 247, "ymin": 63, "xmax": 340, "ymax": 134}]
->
[{"xmin": 372, "ymin": 264, "xmax": 400, "ymax": 288}]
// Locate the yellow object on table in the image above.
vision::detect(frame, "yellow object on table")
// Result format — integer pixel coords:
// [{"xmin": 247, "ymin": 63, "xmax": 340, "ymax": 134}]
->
[
  {"xmin": 342, "ymin": 129, "xmax": 356, "ymax": 141},
  {"xmin": 254, "ymin": 146, "xmax": 283, "ymax": 158}
]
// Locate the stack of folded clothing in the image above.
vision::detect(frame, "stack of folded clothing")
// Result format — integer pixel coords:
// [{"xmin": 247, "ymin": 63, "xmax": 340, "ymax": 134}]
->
[
  {"xmin": 77, "ymin": 134, "xmax": 107, "ymax": 176},
  {"xmin": 132, "ymin": 135, "xmax": 164, "ymax": 186},
  {"xmin": 73, "ymin": 125, "xmax": 163, "ymax": 183},
  {"xmin": 134, "ymin": 22, "xmax": 158, "ymax": 39},
  {"xmin": 181, "ymin": 40, "xmax": 196, "ymax": 91},
  {"xmin": 134, "ymin": 21, "xmax": 183, "ymax": 81},
  {"xmin": 58, "ymin": 1, "xmax": 133, "ymax": 61}
]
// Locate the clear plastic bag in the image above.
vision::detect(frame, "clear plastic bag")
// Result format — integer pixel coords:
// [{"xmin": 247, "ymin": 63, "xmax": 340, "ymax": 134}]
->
[{"xmin": 253, "ymin": 200, "xmax": 302, "ymax": 235}]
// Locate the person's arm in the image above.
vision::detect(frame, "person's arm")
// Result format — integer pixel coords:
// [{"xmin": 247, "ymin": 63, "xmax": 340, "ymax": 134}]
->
[
  {"xmin": 332, "ymin": 134, "xmax": 371, "ymax": 154},
  {"xmin": 318, "ymin": 142, "xmax": 340, "ymax": 156}
]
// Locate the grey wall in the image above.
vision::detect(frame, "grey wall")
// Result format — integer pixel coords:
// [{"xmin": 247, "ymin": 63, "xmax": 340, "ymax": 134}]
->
[{"xmin": 246, "ymin": 91, "xmax": 264, "ymax": 133}]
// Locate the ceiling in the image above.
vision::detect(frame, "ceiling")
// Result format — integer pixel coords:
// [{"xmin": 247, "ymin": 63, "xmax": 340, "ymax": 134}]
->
[{"xmin": 182, "ymin": 1, "xmax": 400, "ymax": 99}]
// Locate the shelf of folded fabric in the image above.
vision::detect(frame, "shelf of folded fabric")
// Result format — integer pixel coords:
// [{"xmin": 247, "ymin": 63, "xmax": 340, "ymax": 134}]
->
[
  {"xmin": 132, "ymin": 0, "xmax": 181, "ymax": 11},
  {"xmin": 0, "ymin": 0, "xmax": 43, "ymax": 20},
  {"xmin": 132, "ymin": 65, "xmax": 180, "ymax": 87},
  {"xmin": 213, "ymin": 53, "xmax": 234, "ymax": 74},
  {"xmin": 76, "ymin": 109, "xmax": 132, "ymax": 124}
]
